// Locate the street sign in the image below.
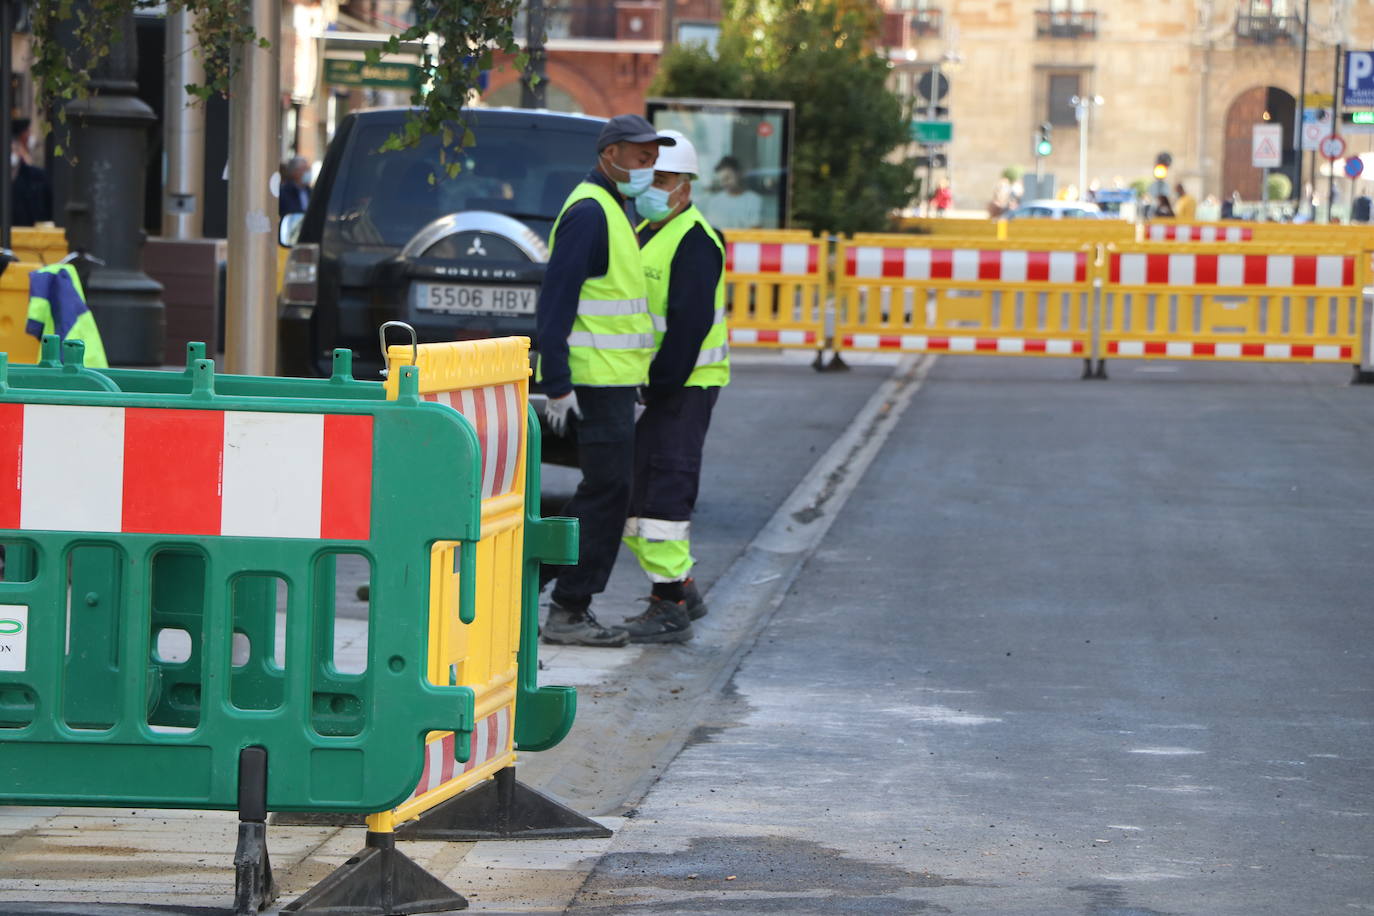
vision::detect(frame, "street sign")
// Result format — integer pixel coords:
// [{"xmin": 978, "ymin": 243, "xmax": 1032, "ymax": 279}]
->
[
  {"xmin": 1342, "ymin": 111, "xmax": 1374, "ymax": 133},
  {"xmin": 1344, "ymin": 156, "xmax": 1364, "ymax": 179},
  {"xmin": 1252, "ymin": 123, "xmax": 1283, "ymax": 168},
  {"xmin": 1345, "ymin": 51, "xmax": 1374, "ymax": 108},
  {"xmin": 915, "ymin": 70, "xmax": 949, "ymax": 104},
  {"xmin": 1301, "ymin": 108, "xmax": 1333, "ymax": 150},
  {"xmin": 1319, "ymin": 133, "xmax": 1347, "ymax": 161},
  {"xmin": 324, "ymin": 58, "xmax": 424, "ymax": 89},
  {"xmin": 910, "ymin": 120, "xmax": 953, "ymax": 144},
  {"xmin": 1304, "ymin": 92, "xmax": 1335, "ymax": 108}
]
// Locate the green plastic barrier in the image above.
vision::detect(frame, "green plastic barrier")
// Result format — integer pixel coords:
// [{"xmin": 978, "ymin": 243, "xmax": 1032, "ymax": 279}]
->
[{"xmin": 0, "ymin": 353, "xmax": 484, "ymax": 813}]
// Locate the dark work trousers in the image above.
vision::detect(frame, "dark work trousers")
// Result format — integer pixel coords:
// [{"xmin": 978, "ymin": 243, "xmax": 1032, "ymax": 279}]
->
[
  {"xmin": 544, "ymin": 385, "xmax": 640, "ymax": 609},
  {"xmin": 627, "ymin": 386, "xmax": 720, "ymax": 538}
]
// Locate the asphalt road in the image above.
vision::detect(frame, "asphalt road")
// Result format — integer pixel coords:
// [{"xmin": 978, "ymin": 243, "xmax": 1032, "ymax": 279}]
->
[{"xmin": 568, "ymin": 356, "xmax": 1374, "ymax": 915}]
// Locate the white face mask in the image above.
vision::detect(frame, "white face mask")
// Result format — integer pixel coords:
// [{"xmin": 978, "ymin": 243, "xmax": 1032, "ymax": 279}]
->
[{"xmin": 602, "ymin": 152, "xmax": 654, "ymax": 198}]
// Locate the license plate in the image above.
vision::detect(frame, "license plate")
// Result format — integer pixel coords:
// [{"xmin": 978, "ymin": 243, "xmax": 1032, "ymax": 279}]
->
[{"xmin": 412, "ymin": 283, "xmax": 537, "ymax": 316}]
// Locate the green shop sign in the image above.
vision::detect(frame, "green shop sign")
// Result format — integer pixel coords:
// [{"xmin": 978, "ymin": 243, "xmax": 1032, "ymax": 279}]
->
[{"xmin": 325, "ymin": 58, "xmax": 424, "ymax": 90}]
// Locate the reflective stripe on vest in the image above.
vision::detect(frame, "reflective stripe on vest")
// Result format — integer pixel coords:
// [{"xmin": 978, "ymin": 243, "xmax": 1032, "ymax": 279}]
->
[
  {"xmin": 548, "ymin": 182, "xmax": 654, "ymax": 386},
  {"xmin": 638, "ymin": 205, "xmax": 730, "ymax": 388}
]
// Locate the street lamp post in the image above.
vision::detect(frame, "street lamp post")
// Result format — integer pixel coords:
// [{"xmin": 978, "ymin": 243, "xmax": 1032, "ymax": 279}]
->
[{"xmin": 1070, "ymin": 94, "xmax": 1104, "ymax": 201}]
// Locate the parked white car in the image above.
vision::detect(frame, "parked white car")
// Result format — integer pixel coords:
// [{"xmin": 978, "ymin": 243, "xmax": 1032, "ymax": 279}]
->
[{"xmin": 1005, "ymin": 200, "xmax": 1103, "ymax": 219}]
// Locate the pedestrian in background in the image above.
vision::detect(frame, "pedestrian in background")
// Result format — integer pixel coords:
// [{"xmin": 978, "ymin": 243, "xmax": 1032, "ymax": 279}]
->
[
  {"xmin": 930, "ymin": 179, "xmax": 952, "ymax": 216},
  {"xmin": 10, "ymin": 118, "xmax": 52, "ymax": 226},
  {"xmin": 279, "ymin": 156, "xmax": 312, "ymax": 216},
  {"xmin": 620, "ymin": 130, "xmax": 729, "ymax": 645},
  {"xmin": 1173, "ymin": 182, "xmax": 1196, "ymax": 221},
  {"xmin": 536, "ymin": 114, "xmax": 675, "ymax": 648},
  {"xmin": 1154, "ymin": 193, "xmax": 1175, "ymax": 218}
]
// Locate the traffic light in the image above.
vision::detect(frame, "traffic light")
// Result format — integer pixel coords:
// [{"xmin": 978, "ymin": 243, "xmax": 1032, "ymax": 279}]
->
[
  {"xmin": 1153, "ymin": 151, "xmax": 1172, "ymax": 180},
  {"xmin": 1035, "ymin": 123, "xmax": 1053, "ymax": 157}
]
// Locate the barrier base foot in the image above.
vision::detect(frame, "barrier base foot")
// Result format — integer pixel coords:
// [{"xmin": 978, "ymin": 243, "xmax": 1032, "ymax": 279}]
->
[
  {"xmin": 1082, "ymin": 359, "xmax": 1108, "ymax": 381},
  {"xmin": 1352, "ymin": 366, "xmax": 1374, "ymax": 385},
  {"xmin": 282, "ymin": 830, "xmax": 466, "ymax": 915},
  {"xmin": 233, "ymin": 821, "xmax": 276, "ymax": 915},
  {"xmin": 397, "ymin": 766, "xmax": 611, "ymax": 841},
  {"xmin": 813, "ymin": 350, "xmax": 850, "ymax": 373}
]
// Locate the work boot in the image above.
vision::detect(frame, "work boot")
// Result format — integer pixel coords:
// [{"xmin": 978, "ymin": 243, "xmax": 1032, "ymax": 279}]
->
[
  {"xmin": 682, "ymin": 577, "xmax": 708, "ymax": 621},
  {"xmin": 542, "ymin": 602, "xmax": 629, "ymax": 648},
  {"xmin": 623, "ymin": 597, "xmax": 694, "ymax": 644}
]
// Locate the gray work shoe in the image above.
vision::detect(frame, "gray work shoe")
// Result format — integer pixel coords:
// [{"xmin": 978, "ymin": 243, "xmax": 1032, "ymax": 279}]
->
[
  {"xmin": 682, "ymin": 578, "xmax": 708, "ymax": 621},
  {"xmin": 542, "ymin": 603, "xmax": 629, "ymax": 648},
  {"xmin": 623, "ymin": 597, "xmax": 694, "ymax": 644}
]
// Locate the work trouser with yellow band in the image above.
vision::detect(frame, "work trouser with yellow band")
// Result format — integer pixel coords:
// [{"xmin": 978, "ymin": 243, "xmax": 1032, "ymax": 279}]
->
[{"xmin": 623, "ymin": 386, "xmax": 720, "ymax": 585}]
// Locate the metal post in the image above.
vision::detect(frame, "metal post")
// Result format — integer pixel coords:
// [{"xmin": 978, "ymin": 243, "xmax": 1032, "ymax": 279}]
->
[
  {"xmin": 1077, "ymin": 100, "xmax": 1088, "ymax": 200},
  {"xmin": 1328, "ymin": 44, "xmax": 1342, "ymax": 224},
  {"xmin": 225, "ymin": 0, "xmax": 282, "ymax": 376},
  {"xmin": 663, "ymin": 0, "xmax": 677, "ymax": 48},
  {"xmin": 521, "ymin": 0, "xmax": 547, "ymax": 109},
  {"xmin": 1295, "ymin": 0, "xmax": 1311, "ymax": 217},
  {"xmin": 163, "ymin": 7, "xmax": 205, "ymax": 239},
  {"xmin": 1, "ymin": 0, "xmax": 13, "ymax": 251}
]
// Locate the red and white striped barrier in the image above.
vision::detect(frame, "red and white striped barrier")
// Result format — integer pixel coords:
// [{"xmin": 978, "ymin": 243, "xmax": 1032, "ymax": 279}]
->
[
  {"xmin": 1145, "ymin": 224, "xmax": 1254, "ymax": 242},
  {"xmin": 1, "ymin": 404, "xmax": 371, "ymax": 539},
  {"xmin": 1107, "ymin": 340, "xmax": 1352, "ymax": 360},
  {"xmin": 726, "ymin": 241, "xmax": 821, "ymax": 276},
  {"xmin": 421, "ymin": 382, "xmax": 522, "ymax": 499},
  {"xmin": 406, "ymin": 707, "xmax": 511, "ymax": 801},
  {"xmin": 729, "ymin": 328, "xmax": 819, "ymax": 346},
  {"xmin": 1110, "ymin": 252, "xmax": 1354, "ymax": 288},
  {"xmin": 844, "ymin": 247, "xmax": 1087, "ymax": 284},
  {"xmin": 841, "ymin": 334, "xmax": 1085, "ymax": 355}
]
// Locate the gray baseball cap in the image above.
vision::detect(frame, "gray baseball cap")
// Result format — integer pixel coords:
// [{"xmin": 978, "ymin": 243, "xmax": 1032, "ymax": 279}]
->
[{"xmin": 596, "ymin": 114, "xmax": 678, "ymax": 152}]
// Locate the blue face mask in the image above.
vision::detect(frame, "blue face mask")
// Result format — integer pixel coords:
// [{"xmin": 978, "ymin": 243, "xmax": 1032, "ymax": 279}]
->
[
  {"xmin": 637, "ymin": 182, "xmax": 682, "ymax": 222},
  {"xmin": 603, "ymin": 153, "xmax": 654, "ymax": 198}
]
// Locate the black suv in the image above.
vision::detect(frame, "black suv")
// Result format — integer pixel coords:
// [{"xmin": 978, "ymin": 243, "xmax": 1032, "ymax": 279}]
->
[{"xmin": 278, "ymin": 107, "xmax": 604, "ymax": 385}]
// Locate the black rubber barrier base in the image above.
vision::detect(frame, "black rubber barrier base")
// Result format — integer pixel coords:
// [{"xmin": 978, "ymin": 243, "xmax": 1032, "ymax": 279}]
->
[
  {"xmin": 281, "ymin": 831, "xmax": 466, "ymax": 915},
  {"xmin": 232, "ymin": 821, "xmax": 276, "ymax": 915},
  {"xmin": 396, "ymin": 766, "xmax": 612, "ymax": 842},
  {"xmin": 1352, "ymin": 366, "xmax": 1374, "ymax": 385}
]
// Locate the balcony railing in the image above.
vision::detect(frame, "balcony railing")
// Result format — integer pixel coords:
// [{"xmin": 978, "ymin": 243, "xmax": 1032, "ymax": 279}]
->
[
  {"xmin": 912, "ymin": 7, "xmax": 942, "ymax": 37},
  {"xmin": 1235, "ymin": 12, "xmax": 1302, "ymax": 43},
  {"xmin": 1034, "ymin": 9, "xmax": 1098, "ymax": 39}
]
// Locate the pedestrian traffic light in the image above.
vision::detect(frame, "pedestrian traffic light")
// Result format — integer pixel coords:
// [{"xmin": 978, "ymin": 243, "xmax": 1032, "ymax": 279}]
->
[{"xmin": 1035, "ymin": 123, "xmax": 1053, "ymax": 158}]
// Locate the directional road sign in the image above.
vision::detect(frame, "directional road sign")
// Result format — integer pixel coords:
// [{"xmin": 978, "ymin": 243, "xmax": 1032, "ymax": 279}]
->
[
  {"xmin": 910, "ymin": 120, "xmax": 953, "ymax": 144},
  {"xmin": 1343, "ymin": 111, "xmax": 1374, "ymax": 133},
  {"xmin": 1252, "ymin": 124, "xmax": 1283, "ymax": 168},
  {"xmin": 1345, "ymin": 51, "xmax": 1374, "ymax": 108},
  {"xmin": 1319, "ymin": 134, "xmax": 1346, "ymax": 161}
]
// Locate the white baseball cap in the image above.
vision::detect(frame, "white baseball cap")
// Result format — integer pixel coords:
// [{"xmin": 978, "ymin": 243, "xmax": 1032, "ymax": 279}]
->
[{"xmin": 652, "ymin": 130, "xmax": 699, "ymax": 179}]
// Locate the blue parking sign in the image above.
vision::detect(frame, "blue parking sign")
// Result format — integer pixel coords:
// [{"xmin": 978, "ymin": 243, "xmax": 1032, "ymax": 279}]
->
[{"xmin": 1345, "ymin": 51, "xmax": 1374, "ymax": 108}]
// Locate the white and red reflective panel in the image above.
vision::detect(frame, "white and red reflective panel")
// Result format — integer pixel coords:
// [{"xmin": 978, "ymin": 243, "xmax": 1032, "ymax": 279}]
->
[
  {"xmin": 729, "ymin": 328, "xmax": 819, "ymax": 346},
  {"xmin": 0, "ymin": 404, "xmax": 372, "ymax": 539},
  {"xmin": 841, "ymin": 334, "xmax": 1084, "ymax": 355},
  {"xmin": 406, "ymin": 706, "xmax": 511, "ymax": 801},
  {"xmin": 1146, "ymin": 224, "xmax": 1254, "ymax": 242},
  {"xmin": 1110, "ymin": 253, "xmax": 1354, "ymax": 288},
  {"xmin": 726, "ymin": 241, "xmax": 821, "ymax": 276},
  {"xmin": 844, "ymin": 247, "xmax": 1087, "ymax": 284},
  {"xmin": 421, "ymin": 383, "xmax": 522, "ymax": 500},
  {"xmin": 1107, "ymin": 341, "xmax": 1352, "ymax": 361}
]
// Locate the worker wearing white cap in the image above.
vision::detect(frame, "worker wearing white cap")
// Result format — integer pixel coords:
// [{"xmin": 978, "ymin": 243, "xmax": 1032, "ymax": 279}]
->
[{"xmin": 620, "ymin": 129, "xmax": 730, "ymax": 644}]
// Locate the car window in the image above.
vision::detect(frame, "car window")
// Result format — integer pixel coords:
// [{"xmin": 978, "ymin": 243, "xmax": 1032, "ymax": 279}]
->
[
  {"xmin": 323, "ymin": 121, "xmax": 599, "ymax": 250},
  {"xmin": 1032, "ymin": 207, "xmax": 1054, "ymax": 218}
]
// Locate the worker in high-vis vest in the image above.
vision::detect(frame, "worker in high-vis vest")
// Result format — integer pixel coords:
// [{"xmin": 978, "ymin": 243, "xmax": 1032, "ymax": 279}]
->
[
  {"xmin": 535, "ymin": 114, "xmax": 676, "ymax": 648},
  {"xmin": 25, "ymin": 261, "xmax": 109, "ymax": 369},
  {"xmin": 619, "ymin": 130, "xmax": 729, "ymax": 645}
]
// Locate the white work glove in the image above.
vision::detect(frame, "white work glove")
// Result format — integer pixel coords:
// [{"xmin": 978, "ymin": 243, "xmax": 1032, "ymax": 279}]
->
[{"xmin": 545, "ymin": 390, "xmax": 581, "ymax": 437}]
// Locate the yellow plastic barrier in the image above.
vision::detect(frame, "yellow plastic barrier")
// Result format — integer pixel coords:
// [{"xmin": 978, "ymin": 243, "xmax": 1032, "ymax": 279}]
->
[
  {"xmin": 997, "ymin": 218, "xmax": 1137, "ymax": 244},
  {"xmin": 834, "ymin": 234, "xmax": 1094, "ymax": 358},
  {"xmin": 891, "ymin": 216, "xmax": 1000, "ymax": 238},
  {"xmin": 0, "ymin": 261, "xmax": 41, "ymax": 364},
  {"xmin": 371, "ymin": 337, "xmax": 531, "ymax": 833},
  {"xmin": 1145, "ymin": 219, "xmax": 1374, "ymax": 250},
  {"xmin": 10, "ymin": 226, "xmax": 68, "ymax": 264},
  {"xmin": 723, "ymin": 229, "xmax": 827, "ymax": 348},
  {"xmin": 1100, "ymin": 242, "xmax": 1366, "ymax": 364}
]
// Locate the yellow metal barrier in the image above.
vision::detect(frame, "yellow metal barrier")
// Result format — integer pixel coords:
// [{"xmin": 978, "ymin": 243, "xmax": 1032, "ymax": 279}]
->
[
  {"xmin": 723, "ymin": 229, "xmax": 827, "ymax": 348},
  {"xmin": 1100, "ymin": 243, "xmax": 1365, "ymax": 364},
  {"xmin": 0, "ymin": 261, "xmax": 41, "ymax": 364},
  {"xmin": 371, "ymin": 337, "xmax": 531, "ymax": 834},
  {"xmin": 10, "ymin": 226, "xmax": 68, "ymax": 264},
  {"xmin": 834, "ymin": 234, "xmax": 1094, "ymax": 358}
]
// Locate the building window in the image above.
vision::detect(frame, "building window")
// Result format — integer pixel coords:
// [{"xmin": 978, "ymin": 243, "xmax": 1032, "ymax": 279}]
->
[{"xmin": 1047, "ymin": 73, "xmax": 1082, "ymax": 127}]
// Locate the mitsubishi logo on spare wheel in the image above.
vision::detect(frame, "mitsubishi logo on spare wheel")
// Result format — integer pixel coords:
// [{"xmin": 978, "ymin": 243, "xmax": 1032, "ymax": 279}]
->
[{"xmin": 467, "ymin": 236, "xmax": 488, "ymax": 257}]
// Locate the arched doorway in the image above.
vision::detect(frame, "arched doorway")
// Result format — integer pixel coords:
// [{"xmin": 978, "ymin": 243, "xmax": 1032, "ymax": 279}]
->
[{"xmin": 1222, "ymin": 86, "xmax": 1297, "ymax": 201}]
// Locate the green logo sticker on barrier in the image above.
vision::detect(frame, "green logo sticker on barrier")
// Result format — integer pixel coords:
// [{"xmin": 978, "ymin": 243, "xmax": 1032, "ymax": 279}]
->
[{"xmin": 0, "ymin": 606, "xmax": 29, "ymax": 672}]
